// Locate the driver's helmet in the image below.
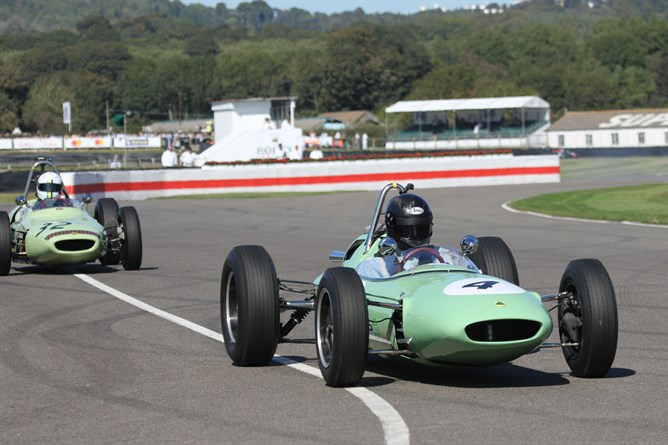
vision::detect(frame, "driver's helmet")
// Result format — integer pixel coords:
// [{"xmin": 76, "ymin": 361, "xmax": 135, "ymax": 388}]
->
[
  {"xmin": 385, "ymin": 193, "xmax": 433, "ymax": 250},
  {"xmin": 36, "ymin": 171, "xmax": 64, "ymax": 200}
]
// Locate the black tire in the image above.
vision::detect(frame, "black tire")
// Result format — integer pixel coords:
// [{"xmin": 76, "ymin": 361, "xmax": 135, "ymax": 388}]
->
[
  {"xmin": 558, "ymin": 259, "xmax": 618, "ymax": 378},
  {"xmin": 95, "ymin": 198, "xmax": 121, "ymax": 265},
  {"xmin": 0, "ymin": 211, "xmax": 11, "ymax": 276},
  {"xmin": 119, "ymin": 206, "xmax": 142, "ymax": 270},
  {"xmin": 316, "ymin": 267, "xmax": 368, "ymax": 387},
  {"xmin": 469, "ymin": 236, "xmax": 519, "ymax": 285},
  {"xmin": 220, "ymin": 245, "xmax": 280, "ymax": 366}
]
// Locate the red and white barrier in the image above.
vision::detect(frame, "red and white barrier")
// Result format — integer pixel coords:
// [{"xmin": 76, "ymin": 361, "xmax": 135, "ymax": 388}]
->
[{"xmin": 61, "ymin": 154, "xmax": 560, "ymax": 201}]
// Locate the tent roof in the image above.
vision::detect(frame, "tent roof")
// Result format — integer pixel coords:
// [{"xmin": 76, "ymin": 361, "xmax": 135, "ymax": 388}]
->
[{"xmin": 385, "ymin": 96, "xmax": 549, "ymax": 113}]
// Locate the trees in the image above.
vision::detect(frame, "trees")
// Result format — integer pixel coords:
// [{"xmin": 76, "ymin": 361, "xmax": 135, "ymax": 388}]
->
[{"xmin": 0, "ymin": 1, "xmax": 665, "ymax": 135}]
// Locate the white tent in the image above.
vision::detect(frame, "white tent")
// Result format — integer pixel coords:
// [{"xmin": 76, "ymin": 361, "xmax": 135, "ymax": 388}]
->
[{"xmin": 385, "ymin": 96, "xmax": 549, "ymax": 113}]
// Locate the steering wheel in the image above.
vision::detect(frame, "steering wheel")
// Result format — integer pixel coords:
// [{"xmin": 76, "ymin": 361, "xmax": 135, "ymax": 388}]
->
[{"xmin": 399, "ymin": 247, "xmax": 445, "ymax": 272}]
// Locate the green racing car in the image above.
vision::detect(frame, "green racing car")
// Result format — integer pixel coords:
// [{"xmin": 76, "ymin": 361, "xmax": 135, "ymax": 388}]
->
[
  {"xmin": 219, "ymin": 182, "xmax": 618, "ymax": 387},
  {"xmin": 0, "ymin": 157, "xmax": 142, "ymax": 275}
]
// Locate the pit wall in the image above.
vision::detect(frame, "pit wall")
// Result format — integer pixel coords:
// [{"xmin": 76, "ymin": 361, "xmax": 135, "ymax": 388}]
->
[{"xmin": 60, "ymin": 154, "xmax": 560, "ymax": 201}]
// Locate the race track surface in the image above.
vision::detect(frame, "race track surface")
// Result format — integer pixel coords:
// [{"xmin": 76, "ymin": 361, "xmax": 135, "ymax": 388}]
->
[{"xmin": 1, "ymin": 176, "xmax": 666, "ymax": 444}]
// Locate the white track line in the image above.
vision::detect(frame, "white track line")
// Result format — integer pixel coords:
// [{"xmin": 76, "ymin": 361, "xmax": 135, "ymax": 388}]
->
[
  {"xmin": 73, "ymin": 272, "xmax": 410, "ymax": 445},
  {"xmin": 502, "ymin": 201, "xmax": 667, "ymax": 228}
]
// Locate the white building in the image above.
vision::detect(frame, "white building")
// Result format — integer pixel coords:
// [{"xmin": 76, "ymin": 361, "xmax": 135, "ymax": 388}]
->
[
  {"xmin": 196, "ymin": 97, "xmax": 303, "ymax": 164},
  {"xmin": 546, "ymin": 109, "xmax": 668, "ymax": 149}
]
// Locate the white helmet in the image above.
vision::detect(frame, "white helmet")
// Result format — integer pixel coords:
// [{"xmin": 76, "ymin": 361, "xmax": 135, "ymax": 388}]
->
[{"xmin": 36, "ymin": 172, "xmax": 64, "ymax": 200}]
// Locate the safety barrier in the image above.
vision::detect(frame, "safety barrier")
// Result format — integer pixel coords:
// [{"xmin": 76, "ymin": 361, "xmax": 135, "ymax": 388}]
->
[{"xmin": 60, "ymin": 154, "xmax": 560, "ymax": 201}]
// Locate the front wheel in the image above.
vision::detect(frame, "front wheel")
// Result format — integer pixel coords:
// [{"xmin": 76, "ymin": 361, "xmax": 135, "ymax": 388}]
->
[
  {"xmin": 558, "ymin": 259, "xmax": 618, "ymax": 378},
  {"xmin": 468, "ymin": 236, "xmax": 519, "ymax": 285},
  {"xmin": 119, "ymin": 206, "xmax": 142, "ymax": 270},
  {"xmin": 316, "ymin": 267, "xmax": 368, "ymax": 387},
  {"xmin": 220, "ymin": 245, "xmax": 280, "ymax": 366},
  {"xmin": 0, "ymin": 211, "xmax": 11, "ymax": 276}
]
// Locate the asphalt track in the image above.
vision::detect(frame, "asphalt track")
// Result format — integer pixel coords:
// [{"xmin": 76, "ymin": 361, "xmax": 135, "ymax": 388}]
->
[{"xmin": 1, "ymin": 174, "xmax": 667, "ymax": 444}]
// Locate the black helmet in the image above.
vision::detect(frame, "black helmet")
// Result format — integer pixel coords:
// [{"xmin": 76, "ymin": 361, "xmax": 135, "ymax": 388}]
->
[{"xmin": 385, "ymin": 193, "xmax": 433, "ymax": 250}]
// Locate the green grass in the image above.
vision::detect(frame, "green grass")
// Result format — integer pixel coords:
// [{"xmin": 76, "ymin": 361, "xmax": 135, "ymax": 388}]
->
[
  {"xmin": 509, "ymin": 183, "xmax": 668, "ymax": 225},
  {"xmin": 560, "ymin": 157, "xmax": 668, "ymax": 181}
]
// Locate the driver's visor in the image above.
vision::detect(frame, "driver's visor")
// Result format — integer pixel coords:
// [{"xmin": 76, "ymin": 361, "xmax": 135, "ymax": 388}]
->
[
  {"xmin": 38, "ymin": 183, "xmax": 62, "ymax": 193},
  {"xmin": 394, "ymin": 216, "xmax": 432, "ymax": 240}
]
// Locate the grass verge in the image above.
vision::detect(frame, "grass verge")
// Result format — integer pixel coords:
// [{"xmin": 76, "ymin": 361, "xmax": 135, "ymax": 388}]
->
[{"xmin": 508, "ymin": 183, "xmax": 668, "ymax": 225}]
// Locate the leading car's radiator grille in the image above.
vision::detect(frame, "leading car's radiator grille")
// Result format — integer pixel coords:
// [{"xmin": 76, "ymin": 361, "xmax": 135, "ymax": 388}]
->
[
  {"xmin": 465, "ymin": 319, "xmax": 541, "ymax": 342},
  {"xmin": 55, "ymin": 239, "xmax": 96, "ymax": 252}
]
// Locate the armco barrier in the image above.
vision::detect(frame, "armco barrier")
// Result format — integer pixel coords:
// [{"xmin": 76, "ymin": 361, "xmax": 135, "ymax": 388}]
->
[{"xmin": 61, "ymin": 154, "xmax": 560, "ymax": 201}]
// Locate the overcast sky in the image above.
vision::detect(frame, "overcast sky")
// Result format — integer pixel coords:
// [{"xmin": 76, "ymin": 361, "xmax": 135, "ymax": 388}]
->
[{"xmin": 182, "ymin": 1, "xmax": 516, "ymax": 15}]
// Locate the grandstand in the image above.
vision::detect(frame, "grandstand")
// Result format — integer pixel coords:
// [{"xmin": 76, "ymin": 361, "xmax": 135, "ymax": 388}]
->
[{"xmin": 384, "ymin": 96, "xmax": 550, "ymax": 150}]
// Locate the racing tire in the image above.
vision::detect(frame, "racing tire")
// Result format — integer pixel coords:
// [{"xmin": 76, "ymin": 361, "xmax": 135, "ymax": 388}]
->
[
  {"xmin": 95, "ymin": 198, "xmax": 121, "ymax": 265},
  {"xmin": 558, "ymin": 259, "xmax": 618, "ymax": 378},
  {"xmin": 316, "ymin": 267, "xmax": 369, "ymax": 387},
  {"xmin": 469, "ymin": 236, "xmax": 519, "ymax": 285},
  {"xmin": 0, "ymin": 211, "xmax": 11, "ymax": 276},
  {"xmin": 220, "ymin": 245, "xmax": 280, "ymax": 366},
  {"xmin": 119, "ymin": 206, "xmax": 143, "ymax": 271}
]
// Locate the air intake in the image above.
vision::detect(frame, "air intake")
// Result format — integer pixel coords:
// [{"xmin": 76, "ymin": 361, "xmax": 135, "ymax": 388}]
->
[
  {"xmin": 55, "ymin": 239, "xmax": 95, "ymax": 252},
  {"xmin": 465, "ymin": 319, "xmax": 541, "ymax": 342}
]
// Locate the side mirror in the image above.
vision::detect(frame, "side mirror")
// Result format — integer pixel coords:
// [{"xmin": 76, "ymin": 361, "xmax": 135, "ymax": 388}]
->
[
  {"xmin": 15, "ymin": 195, "xmax": 26, "ymax": 206},
  {"xmin": 460, "ymin": 235, "xmax": 479, "ymax": 256},
  {"xmin": 378, "ymin": 237, "xmax": 399, "ymax": 256},
  {"xmin": 328, "ymin": 250, "xmax": 345, "ymax": 263},
  {"xmin": 82, "ymin": 194, "xmax": 93, "ymax": 204}
]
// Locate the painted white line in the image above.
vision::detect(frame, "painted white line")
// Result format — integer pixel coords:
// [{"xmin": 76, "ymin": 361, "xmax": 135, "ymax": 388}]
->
[
  {"xmin": 73, "ymin": 272, "xmax": 410, "ymax": 445},
  {"xmin": 73, "ymin": 272, "xmax": 225, "ymax": 342},
  {"xmin": 502, "ymin": 201, "xmax": 667, "ymax": 228}
]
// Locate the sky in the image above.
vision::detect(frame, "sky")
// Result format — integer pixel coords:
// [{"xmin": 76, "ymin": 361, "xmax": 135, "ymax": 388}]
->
[{"xmin": 182, "ymin": 1, "xmax": 517, "ymax": 15}]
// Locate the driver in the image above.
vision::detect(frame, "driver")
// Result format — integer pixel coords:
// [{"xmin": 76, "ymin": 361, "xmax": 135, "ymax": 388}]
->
[
  {"xmin": 33, "ymin": 172, "xmax": 72, "ymax": 209},
  {"xmin": 385, "ymin": 193, "xmax": 433, "ymax": 251},
  {"xmin": 356, "ymin": 193, "xmax": 467, "ymax": 278}
]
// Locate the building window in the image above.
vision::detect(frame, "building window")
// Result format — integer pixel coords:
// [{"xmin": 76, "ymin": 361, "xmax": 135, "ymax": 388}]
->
[
  {"xmin": 612, "ymin": 133, "xmax": 619, "ymax": 145},
  {"xmin": 638, "ymin": 132, "xmax": 645, "ymax": 144},
  {"xmin": 558, "ymin": 135, "xmax": 565, "ymax": 147},
  {"xmin": 586, "ymin": 134, "xmax": 593, "ymax": 146}
]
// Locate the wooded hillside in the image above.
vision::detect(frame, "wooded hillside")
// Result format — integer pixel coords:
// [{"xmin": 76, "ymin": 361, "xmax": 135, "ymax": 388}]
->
[{"xmin": 0, "ymin": 0, "xmax": 665, "ymax": 135}]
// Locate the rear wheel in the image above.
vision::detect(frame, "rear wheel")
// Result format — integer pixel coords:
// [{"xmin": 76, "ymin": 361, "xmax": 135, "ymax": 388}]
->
[
  {"xmin": 469, "ymin": 236, "xmax": 519, "ymax": 285},
  {"xmin": 558, "ymin": 259, "xmax": 618, "ymax": 378},
  {"xmin": 95, "ymin": 198, "xmax": 120, "ymax": 265},
  {"xmin": 220, "ymin": 245, "xmax": 280, "ymax": 366},
  {"xmin": 0, "ymin": 211, "xmax": 11, "ymax": 276},
  {"xmin": 316, "ymin": 267, "xmax": 368, "ymax": 387},
  {"xmin": 119, "ymin": 206, "xmax": 142, "ymax": 270}
]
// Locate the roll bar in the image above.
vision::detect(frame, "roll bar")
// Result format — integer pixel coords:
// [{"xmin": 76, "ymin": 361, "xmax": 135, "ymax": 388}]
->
[
  {"xmin": 363, "ymin": 182, "xmax": 414, "ymax": 254},
  {"xmin": 21, "ymin": 157, "xmax": 69, "ymax": 200}
]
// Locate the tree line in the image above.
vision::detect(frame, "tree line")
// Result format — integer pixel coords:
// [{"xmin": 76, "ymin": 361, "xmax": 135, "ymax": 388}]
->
[{"xmin": 0, "ymin": 0, "xmax": 666, "ymax": 136}]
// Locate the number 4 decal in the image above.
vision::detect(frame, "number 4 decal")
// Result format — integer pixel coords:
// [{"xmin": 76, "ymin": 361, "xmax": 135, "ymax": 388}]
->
[{"xmin": 463, "ymin": 281, "xmax": 499, "ymax": 290}]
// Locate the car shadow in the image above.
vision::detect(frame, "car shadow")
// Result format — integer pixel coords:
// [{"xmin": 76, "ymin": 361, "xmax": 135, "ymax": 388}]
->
[
  {"xmin": 9, "ymin": 264, "xmax": 159, "ymax": 275},
  {"xmin": 360, "ymin": 355, "xmax": 568, "ymax": 388},
  {"xmin": 73, "ymin": 264, "xmax": 159, "ymax": 274},
  {"xmin": 361, "ymin": 355, "xmax": 634, "ymax": 388},
  {"xmin": 265, "ymin": 354, "xmax": 633, "ymax": 388}
]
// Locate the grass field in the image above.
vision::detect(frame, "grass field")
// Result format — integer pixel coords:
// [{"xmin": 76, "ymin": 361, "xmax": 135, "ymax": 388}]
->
[{"xmin": 508, "ymin": 182, "xmax": 668, "ymax": 225}]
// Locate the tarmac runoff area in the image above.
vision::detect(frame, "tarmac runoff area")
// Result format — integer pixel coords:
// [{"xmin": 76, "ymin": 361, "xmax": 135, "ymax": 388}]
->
[{"xmin": 0, "ymin": 170, "xmax": 666, "ymax": 444}]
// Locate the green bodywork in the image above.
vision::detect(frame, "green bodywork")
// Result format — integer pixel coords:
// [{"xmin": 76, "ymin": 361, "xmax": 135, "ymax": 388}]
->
[
  {"xmin": 8, "ymin": 199, "xmax": 106, "ymax": 267},
  {"xmin": 324, "ymin": 234, "xmax": 553, "ymax": 367}
]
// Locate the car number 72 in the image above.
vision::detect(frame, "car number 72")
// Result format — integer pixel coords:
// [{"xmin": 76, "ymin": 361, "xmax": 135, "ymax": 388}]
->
[{"xmin": 35, "ymin": 222, "xmax": 72, "ymax": 237}]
